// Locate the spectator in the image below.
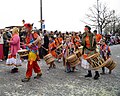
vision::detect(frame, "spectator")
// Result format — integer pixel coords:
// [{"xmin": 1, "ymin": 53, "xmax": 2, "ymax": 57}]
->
[
  {"xmin": 3, "ymin": 28, "xmax": 12, "ymax": 60},
  {"xmin": 0, "ymin": 30, "xmax": 4, "ymax": 61}
]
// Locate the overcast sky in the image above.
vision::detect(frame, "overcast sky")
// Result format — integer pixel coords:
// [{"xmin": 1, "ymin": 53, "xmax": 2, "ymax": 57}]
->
[{"xmin": 0, "ymin": 0, "xmax": 120, "ymax": 32}]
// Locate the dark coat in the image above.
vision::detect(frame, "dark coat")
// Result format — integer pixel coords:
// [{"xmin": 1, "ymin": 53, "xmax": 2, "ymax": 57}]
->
[
  {"xmin": 81, "ymin": 32, "xmax": 97, "ymax": 51},
  {"xmin": 43, "ymin": 35, "xmax": 49, "ymax": 49}
]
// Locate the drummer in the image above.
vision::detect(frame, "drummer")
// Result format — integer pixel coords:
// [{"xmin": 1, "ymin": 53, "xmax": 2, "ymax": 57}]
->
[
  {"xmin": 55, "ymin": 33, "xmax": 63, "ymax": 62},
  {"xmin": 73, "ymin": 37, "xmax": 81, "ymax": 51},
  {"xmin": 48, "ymin": 36, "xmax": 56, "ymax": 69},
  {"xmin": 71, "ymin": 32, "xmax": 80, "ymax": 50},
  {"xmin": 81, "ymin": 25, "xmax": 100, "ymax": 80},
  {"xmin": 21, "ymin": 23, "xmax": 42, "ymax": 82},
  {"xmin": 63, "ymin": 36, "xmax": 75, "ymax": 73},
  {"xmin": 93, "ymin": 30, "xmax": 102, "ymax": 43},
  {"xmin": 93, "ymin": 30, "xmax": 102, "ymax": 53},
  {"xmin": 100, "ymin": 39, "xmax": 112, "ymax": 74}
]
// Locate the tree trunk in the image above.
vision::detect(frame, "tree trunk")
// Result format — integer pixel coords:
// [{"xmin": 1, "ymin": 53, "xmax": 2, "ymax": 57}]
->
[{"xmin": 100, "ymin": 25, "xmax": 103, "ymax": 34}]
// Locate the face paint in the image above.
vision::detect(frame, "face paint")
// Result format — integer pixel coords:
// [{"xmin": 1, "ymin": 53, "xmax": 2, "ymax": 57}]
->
[{"xmin": 84, "ymin": 27, "xmax": 89, "ymax": 32}]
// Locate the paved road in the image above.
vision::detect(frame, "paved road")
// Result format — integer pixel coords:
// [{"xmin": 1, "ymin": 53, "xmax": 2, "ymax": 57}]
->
[{"xmin": 0, "ymin": 45, "xmax": 120, "ymax": 96}]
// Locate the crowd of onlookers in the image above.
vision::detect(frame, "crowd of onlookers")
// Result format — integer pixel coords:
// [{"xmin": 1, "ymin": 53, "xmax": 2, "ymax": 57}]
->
[
  {"xmin": 0, "ymin": 28, "xmax": 12, "ymax": 61},
  {"xmin": 105, "ymin": 34, "xmax": 120, "ymax": 46},
  {"xmin": 0, "ymin": 27, "xmax": 120, "ymax": 61}
]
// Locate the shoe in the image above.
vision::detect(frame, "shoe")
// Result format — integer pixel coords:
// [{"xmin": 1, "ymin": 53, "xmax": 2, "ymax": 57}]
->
[
  {"xmin": 71, "ymin": 67, "xmax": 75, "ymax": 72},
  {"xmin": 53, "ymin": 65, "xmax": 56, "ymax": 69},
  {"xmin": 48, "ymin": 66, "xmax": 52, "ymax": 69},
  {"xmin": 65, "ymin": 70, "xmax": 71, "ymax": 73},
  {"xmin": 85, "ymin": 70, "xmax": 92, "ymax": 77},
  {"xmin": 94, "ymin": 71, "xmax": 100, "ymax": 80},
  {"xmin": 53, "ymin": 63, "xmax": 56, "ymax": 69},
  {"xmin": 47, "ymin": 66, "xmax": 53, "ymax": 70},
  {"xmin": 34, "ymin": 73, "xmax": 42, "ymax": 79},
  {"xmin": 0, "ymin": 59, "xmax": 3, "ymax": 62},
  {"xmin": 100, "ymin": 72, "xmax": 105, "ymax": 75},
  {"xmin": 85, "ymin": 74, "xmax": 92, "ymax": 77},
  {"xmin": 94, "ymin": 74, "xmax": 100, "ymax": 80},
  {"xmin": 65, "ymin": 69, "xmax": 71, "ymax": 73},
  {"xmin": 109, "ymin": 70, "xmax": 112, "ymax": 74},
  {"xmin": 21, "ymin": 78, "xmax": 30, "ymax": 82},
  {"xmin": 11, "ymin": 68, "xmax": 18, "ymax": 73},
  {"xmin": 14, "ymin": 68, "xmax": 18, "ymax": 70},
  {"xmin": 70, "ymin": 70, "xmax": 74, "ymax": 72}
]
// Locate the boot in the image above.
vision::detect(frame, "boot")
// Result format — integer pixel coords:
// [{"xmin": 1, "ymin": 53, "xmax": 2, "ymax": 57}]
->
[
  {"xmin": 14, "ymin": 68, "xmax": 18, "ymax": 71},
  {"xmin": 71, "ymin": 67, "xmax": 75, "ymax": 72},
  {"xmin": 109, "ymin": 70, "xmax": 112, "ymax": 74},
  {"xmin": 85, "ymin": 70, "xmax": 92, "ymax": 77},
  {"xmin": 11, "ymin": 68, "xmax": 18, "ymax": 73},
  {"xmin": 100, "ymin": 67, "xmax": 105, "ymax": 75},
  {"xmin": 65, "ymin": 69, "xmax": 71, "ymax": 73},
  {"xmin": 65, "ymin": 66, "xmax": 71, "ymax": 73},
  {"xmin": 48, "ymin": 63, "xmax": 52, "ymax": 70},
  {"xmin": 21, "ymin": 78, "xmax": 30, "ymax": 82},
  {"xmin": 94, "ymin": 71, "xmax": 100, "ymax": 80},
  {"xmin": 34, "ymin": 73, "xmax": 42, "ymax": 79},
  {"xmin": 53, "ymin": 63, "xmax": 56, "ymax": 69}
]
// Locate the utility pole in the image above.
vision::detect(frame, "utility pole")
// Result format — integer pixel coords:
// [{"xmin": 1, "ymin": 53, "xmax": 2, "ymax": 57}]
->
[
  {"xmin": 97, "ymin": 0, "xmax": 100, "ymax": 34},
  {"xmin": 40, "ymin": 0, "xmax": 43, "ymax": 30}
]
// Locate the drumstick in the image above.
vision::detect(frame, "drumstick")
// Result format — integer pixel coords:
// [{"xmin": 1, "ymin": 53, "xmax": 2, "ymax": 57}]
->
[
  {"xmin": 55, "ymin": 44, "xmax": 63, "ymax": 52},
  {"xmin": 52, "ymin": 44, "xmax": 63, "ymax": 52},
  {"xmin": 41, "ymin": 46, "xmax": 48, "ymax": 51}
]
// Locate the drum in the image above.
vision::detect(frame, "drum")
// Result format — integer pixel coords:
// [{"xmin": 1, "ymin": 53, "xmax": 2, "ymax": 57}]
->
[
  {"xmin": 55, "ymin": 44, "xmax": 63, "ymax": 58},
  {"xmin": 86, "ymin": 53, "xmax": 105, "ymax": 70},
  {"xmin": 75, "ymin": 46, "xmax": 83, "ymax": 59},
  {"xmin": 104, "ymin": 58, "xmax": 116, "ymax": 70},
  {"xmin": 17, "ymin": 49, "xmax": 29, "ymax": 57},
  {"xmin": 67, "ymin": 54, "xmax": 80, "ymax": 67},
  {"xmin": 44, "ymin": 53, "xmax": 55, "ymax": 65}
]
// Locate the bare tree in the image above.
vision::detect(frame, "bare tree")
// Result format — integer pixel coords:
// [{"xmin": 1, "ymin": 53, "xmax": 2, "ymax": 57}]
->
[
  {"xmin": 104, "ymin": 15, "xmax": 120, "ymax": 35},
  {"xmin": 113, "ymin": 16, "xmax": 120, "ymax": 36},
  {"xmin": 85, "ymin": 2, "xmax": 114, "ymax": 34}
]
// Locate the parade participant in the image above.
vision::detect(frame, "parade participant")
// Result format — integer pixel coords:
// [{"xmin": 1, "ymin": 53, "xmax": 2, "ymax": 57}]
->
[
  {"xmin": 100, "ymin": 39, "xmax": 111, "ymax": 74},
  {"xmin": 63, "ymin": 37, "xmax": 75, "ymax": 73},
  {"xmin": 62, "ymin": 33, "xmax": 67, "ymax": 43},
  {"xmin": 73, "ymin": 37, "xmax": 81, "ymax": 51},
  {"xmin": 75, "ymin": 33, "xmax": 80, "ymax": 41},
  {"xmin": 6, "ymin": 27, "xmax": 21, "ymax": 73},
  {"xmin": 38, "ymin": 29, "xmax": 44, "ymax": 59},
  {"xmin": 71, "ymin": 32, "xmax": 81, "ymax": 49},
  {"xmin": 22, "ymin": 23, "xmax": 42, "ymax": 82},
  {"xmin": 78, "ymin": 31, "xmax": 82, "ymax": 40},
  {"xmin": 82, "ymin": 25, "xmax": 100, "ymax": 80},
  {"xmin": 3, "ymin": 28, "xmax": 12, "ymax": 60},
  {"xmin": 0, "ymin": 30, "xmax": 4, "ymax": 61},
  {"xmin": 48, "ymin": 36, "xmax": 56, "ymax": 69},
  {"xmin": 55, "ymin": 33, "xmax": 63, "ymax": 62},
  {"xmin": 93, "ymin": 30, "xmax": 102, "ymax": 43},
  {"xmin": 55, "ymin": 33, "xmax": 63, "ymax": 47},
  {"xmin": 93, "ymin": 30, "xmax": 102, "ymax": 53},
  {"xmin": 42, "ymin": 32, "xmax": 49, "ymax": 56},
  {"xmin": 71, "ymin": 32, "xmax": 76, "ymax": 43}
]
